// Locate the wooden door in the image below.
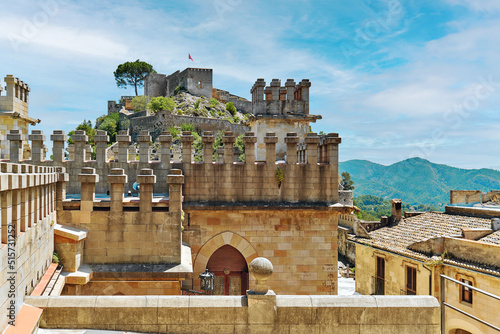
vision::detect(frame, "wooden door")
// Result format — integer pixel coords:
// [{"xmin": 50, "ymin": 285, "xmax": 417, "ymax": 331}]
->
[
  {"xmin": 375, "ymin": 257, "xmax": 385, "ymax": 295},
  {"xmin": 207, "ymin": 245, "xmax": 249, "ymax": 295}
]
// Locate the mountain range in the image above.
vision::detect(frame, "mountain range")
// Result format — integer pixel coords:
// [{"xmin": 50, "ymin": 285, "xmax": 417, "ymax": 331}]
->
[{"xmin": 339, "ymin": 158, "xmax": 500, "ymax": 207}]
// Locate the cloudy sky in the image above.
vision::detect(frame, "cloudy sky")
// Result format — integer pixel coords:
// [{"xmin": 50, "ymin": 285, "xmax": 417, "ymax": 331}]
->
[{"xmin": 1, "ymin": 0, "xmax": 499, "ymax": 169}]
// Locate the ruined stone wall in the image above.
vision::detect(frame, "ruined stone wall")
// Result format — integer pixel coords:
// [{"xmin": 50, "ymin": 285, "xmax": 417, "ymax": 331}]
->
[
  {"xmin": 0, "ymin": 163, "xmax": 59, "ymax": 332},
  {"xmin": 129, "ymin": 112, "xmax": 250, "ymax": 140},
  {"xmin": 183, "ymin": 209, "xmax": 339, "ymax": 295},
  {"xmin": 338, "ymin": 226, "xmax": 355, "ymax": 264},
  {"xmin": 145, "ymin": 68, "xmax": 213, "ymax": 99}
]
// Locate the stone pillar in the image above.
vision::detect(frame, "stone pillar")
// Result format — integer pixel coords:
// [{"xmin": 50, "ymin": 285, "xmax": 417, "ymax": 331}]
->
[
  {"xmin": 223, "ymin": 131, "xmax": 235, "ymax": 164},
  {"xmin": 159, "ymin": 131, "xmax": 173, "ymax": 168},
  {"xmin": 243, "ymin": 132, "xmax": 257, "ymax": 164},
  {"xmin": 284, "ymin": 132, "xmax": 299, "ymax": 164},
  {"xmin": 233, "ymin": 146, "xmax": 241, "ymax": 162},
  {"xmin": 116, "ymin": 130, "xmax": 131, "ymax": 163},
  {"xmin": 137, "ymin": 168, "xmax": 155, "ymax": 213},
  {"xmin": 180, "ymin": 131, "xmax": 194, "ymax": 164},
  {"xmin": 78, "ymin": 167, "xmax": 98, "ymax": 223},
  {"xmin": 300, "ymin": 79, "xmax": 311, "ymax": 114},
  {"xmin": 326, "ymin": 133, "xmax": 341, "ymax": 166},
  {"xmin": 0, "ymin": 182, "xmax": 12, "ymax": 244},
  {"xmin": 55, "ymin": 167, "xmax": 69, "ymax": 223},
  {"xmin": 67, "ymin": 144, "xmax": 75, "ymax": 161},
  {"xmin": 305, "ymin": 133, "xmax": 320, "ymax": 165},
  {"xmin": 29, "ymin": 130, "xmax": 45, "ymax": 163},
  {"xmin": 94, "ymin": 130, "xmax": 109, "ymax": 165},
  {"xmin": 251, "ymin": 79, "xmax": 266, "ymax": 103},
  {"xmin": 7, "ymin": 130, "xmax": 23, "ymax": 163},
  {"xmin": 270, "ymin": 79, "xmax": 280, "ymax": 101},
  {"xmin": 138, "ymin": 130, "xmax": 151, "ymax": 163},
  {"xmin": 84, "ymin": 144, "xmax": 92, "ymax": 161},
  {"xmin": 107, "ymin": 168, "xmax": 127, "ymax": 212},
  {"xmin": 264, "ymin": 132, "xmax": 278, "ymax": 165},
  {"xmin": 201, "ymin": 131, "xmax": 214, "ymax": 164},
  {"xmin": 167, "ymin": 169, "xmax": 184, "ymax": 220},
  {"xmin": 4, "ymin": 75, "xmax": 17, "ymax": 98},
  {"xmin": 51, "ymin": 130, "xmax": 67, "ymax": 164},
  {"xmin": 285, "ymin": 79, "xmax": 296, "ymax": 101},
  {"xmin": 247, "ymin": 257, "xmax": 276, "ymax": 331},
  {"xmin": 72, "ymin": 130, "xmax": 88, "ymax": 163}
]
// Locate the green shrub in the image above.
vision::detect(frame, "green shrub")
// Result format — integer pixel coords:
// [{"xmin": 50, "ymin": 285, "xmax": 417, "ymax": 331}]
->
[
  {"xmin": 217, "ymin": 110, "xmax": 225, "ymax": 117},
  {"xmin": 209, "ymin": 98, "xmax": 219, "ymax": 107},
  {"xmin": 194, "ymin": 99, "xmax": 201, "ymax": 110},
  {"xmin": 147, "ymin": 96, "xmax": 176, "ymax": 113},
  {"xmin": 131, "ymin": 95, "xmax": 149, "ymax": 112},
  {"xmin": 181, "ymin": 123, "xmax": 195, "ymax": 132},
  {"xmin": 226, "ymin": 102, "xmax": 236, "ymax": 116},
  {"xmin": 174, "ymin": 85, "xmax": 182, "ymax": 95},
  {"xmin": 210, "ymin": 110, "xmax": 216, "ymax": 117},
  {"xmin": 168, "ymin": 126, "xmax": 180, "ymax": 139},
  {"xmin": 233, "ymin": 115, "xmax": 240, "ymax": 123}
]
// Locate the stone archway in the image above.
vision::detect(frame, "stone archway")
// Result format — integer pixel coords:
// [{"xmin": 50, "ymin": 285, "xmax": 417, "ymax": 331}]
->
[{"xmin": 193, "ymin": 232, "xmax": 258, "ymax": 289}]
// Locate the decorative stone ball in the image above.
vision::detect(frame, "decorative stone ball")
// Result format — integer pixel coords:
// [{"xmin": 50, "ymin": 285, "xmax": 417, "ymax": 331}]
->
[{"xmin": 249, "ymin": 257, "xmax": 273, "ymax": 281}]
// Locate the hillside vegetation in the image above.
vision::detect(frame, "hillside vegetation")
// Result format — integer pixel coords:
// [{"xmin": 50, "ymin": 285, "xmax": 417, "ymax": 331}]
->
[{"xmin": 340, "ymin": 157, "xmax": 500, "ymax": 208}]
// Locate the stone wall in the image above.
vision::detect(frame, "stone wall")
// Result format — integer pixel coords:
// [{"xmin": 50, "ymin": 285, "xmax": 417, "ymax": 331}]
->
[
  {"xmin": 338, "ymin": 226, "xmax": 356, "ymax": 264},
  {"xmin": 0, "ymin": 162, "xmax": 59, "ymax": 332},
  {"xmin": 145, "ymin": 68, "xmax": 213, "ymax": 99},
  {"xmin": 25, "ymin": 295, "xmax": 440, "ymax": 333},
  {"xmin": 183, "ymin": 209, "xmax": 339, "ymax": 295},
  {"xmin": 129, "ymin": 111, "xmax": 250, "ymax": 140}
]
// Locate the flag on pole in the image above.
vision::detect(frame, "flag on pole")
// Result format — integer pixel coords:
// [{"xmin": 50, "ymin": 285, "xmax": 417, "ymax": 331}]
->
[{"xmin": 188, "ymin": 54, "xmax": 194, "ymax": 61}]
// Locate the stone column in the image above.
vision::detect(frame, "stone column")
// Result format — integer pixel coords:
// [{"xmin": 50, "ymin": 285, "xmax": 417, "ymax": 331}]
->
[
  {"xmin": 159, "ymin": 131, "xmax": 172, "ymax": 168},
  {"xmin": 29, "ymin": 130, "xmax": 46, "ymax": 163},
  {"xmin": 85, "ymin": 144, "xmax": 92, "ymax": 161},
  {"xmin": 284, "ymin": 132, "xmax": 299, "ymax": 164},
  {"xmin": 72, "ymin": 130, "xmax": 88, "ymax": 163},
  {"xmin": 217, "ymin": 147, "xmax": 224, "ymax": 162},
  {"xmin": 167, "ymin": 169, "xmax": 184, "ymax": 263},
  {"xmin": 264, "ymin": 132, "xmax": 278, "ymax": 165},
  {"xmin": 51, "ymin": 130, "xmax": 67, "ymax": 164},
  {"xmin": 78, "ymin": 167, "xmax": 98, "ymax": 223},
  {"xmin": 7, "ymin": 130, "xmax": 23, "ymax": 163},
  {"xmin": 180, "ymin": 131, "xmax": 194, "ymax": 164},
  {"xmin": 107, "ymin": 168, "xmax": 127, "ymax": 212},
  {"xmin": 94, "ymin": 130, "xmax": 109, "ymax": 165},
  {"xmin": 55, "ymin": 166, "xmax": 69, "ymax": 223},
  {"xmin": 305, "ymin": 133, "xmax": 320, "ymax": 165},
  {"xmin": 243, "ymin": 132, "xmax": 257, "ymax": 164},
  {"xmin": 138, "ymin": 130, "xmax": 151, "ymax": 163},
  {"xmin": 270, "ymin": 79, "xmax": 280, "ymax": 101},
  {"xmin": 137, "ymin": 168, "xmax": 155, "ymax": 213},
  {"xmin": 67, "ymin": 144, "xmax": 75, "ymax": 161},
  {"xmin": 233, "ymin": 146, "xmax": 241, "ymax": 162},
  {"xmin": 247, "ymin": 257, "xmax": 276, "ymax": 331},
  {"xmin": 116, "ymin": 130, "xmax": 131, "ymax": 163},
  {"xmin": 201, "ymin": 131, "xmax": 214, "ymax": 164},
  {"xmin": 285, "ymin": 79, "xmax": 296, "ymax": 101},
  {"xmin": 4, "ymin": 75, "xmax": 17, "ymax": 98},
  {"xmin": 300, "ymin": 79, "xmax": 311, "ymax": 114},
  {"xmin": 223, "ymin": 131, "xmax": 235, "ymax": 164},
  {"xmin": 326, "ymin": 133, "xmax": 341, "ymax": 166}
]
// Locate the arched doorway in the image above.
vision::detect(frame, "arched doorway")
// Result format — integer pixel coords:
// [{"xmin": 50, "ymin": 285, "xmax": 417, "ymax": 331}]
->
[{"xmin": 207, "ymin": 245, "xmax": 249, "ymax": 295}]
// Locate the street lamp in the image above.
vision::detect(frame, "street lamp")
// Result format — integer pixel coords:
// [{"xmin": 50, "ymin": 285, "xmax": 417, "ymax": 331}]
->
[{"xmin": 198, "ymin": 269, "xmax": 215, "ymax": 294}]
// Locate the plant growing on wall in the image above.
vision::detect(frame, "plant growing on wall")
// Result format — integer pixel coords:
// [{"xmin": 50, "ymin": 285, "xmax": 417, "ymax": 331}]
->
[
  {"xmin": 131, "ymin": 95, "xmax": 149, "ymax": 112},
  {"xmin": 226, "ymin": 102, "xmax": 236, "ymax": 116},
  {"xmin": 209, "ymin": 98, "xmax": 219, "ymax": 107},
  {"xmin": 275, "ymin": 168, "xmax": 284, "ymax": 188}
]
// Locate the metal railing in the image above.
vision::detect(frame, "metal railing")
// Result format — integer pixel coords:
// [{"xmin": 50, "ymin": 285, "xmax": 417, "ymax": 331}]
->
[{"xmin": 440, "ymin": 274, "xmax": 500, "ymax": 333}]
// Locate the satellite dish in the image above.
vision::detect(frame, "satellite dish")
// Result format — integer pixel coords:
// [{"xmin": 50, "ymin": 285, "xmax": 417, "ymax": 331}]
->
[{"xmin": 132, "ymin": 182, "xmax": 140, "ymax": 191}]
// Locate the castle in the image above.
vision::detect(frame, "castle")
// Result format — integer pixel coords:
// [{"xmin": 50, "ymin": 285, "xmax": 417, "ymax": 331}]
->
[{"xmin": 0, "ymin": 74, "xmax": 443, "ymax": 333}]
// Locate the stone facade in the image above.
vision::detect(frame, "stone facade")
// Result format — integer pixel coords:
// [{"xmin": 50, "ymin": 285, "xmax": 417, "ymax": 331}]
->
[
  {"xmin": 0, "ymin": 163, "xmax": 59, "ymax": 331},
  {"xmin": 145, "ymin": 68, "xmax": 213, "ymax": 98}
]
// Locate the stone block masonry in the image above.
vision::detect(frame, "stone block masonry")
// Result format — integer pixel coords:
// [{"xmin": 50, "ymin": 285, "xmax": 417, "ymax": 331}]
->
[{"xmin": 0, "ymin": 162, "xmax": 60, "ymax": 333}]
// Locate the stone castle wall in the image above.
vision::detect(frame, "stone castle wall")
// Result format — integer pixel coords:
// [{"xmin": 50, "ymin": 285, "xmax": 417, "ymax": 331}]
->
[
  {"xmin": 0, "ymin": 163, "xmax": 59, "ymax": 332},
  {"xmin": 145, "ymin": 68, "xmax": 213, "ymax": 99}
]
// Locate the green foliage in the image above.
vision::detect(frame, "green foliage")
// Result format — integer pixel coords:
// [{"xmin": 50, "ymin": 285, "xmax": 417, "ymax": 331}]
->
[
  {"xmin": 275, "ymin": 168, "xmax": 284, "ymax": 188},
  {"xmin": 212, "ymin": 131, "xmax": 224, "ymax": 161},
  {"xmin": 168, "ymin": 126, "xmax": 181, "ymax": 139},
  {"xmin": 354, "ymin": 195, "xmax": 413, "ymax": 221},
  {"xmin": 114, "ymin": 59, "xmax": 155, "ymax": 96},
  {"xmin": 174, "ymin": 85, "xmax": 183, "ymax": 95},
  {"xmin": 131, "ymin": 95, "xmax": 149, "ymax": 112},
  {"xmin": 209, "ymin": 98, "xmax": 219, "ymax": 107},
  {"xmin": 226, "ymin": 102, "xmax": 236, "ymax": 116},
  {"xmin": 339, "ymin": 157, "xmax": 500, "ymax": 209},
  {"xmin": 177, "ymin": 110, "xmax": 184, "ymax": 115},
  {"xmin": 194, "ymin": 99, "xmax": 201, "ymax": 110},
  {"xmin": 98, "ymin": 117, "xmax": 117, "ymax": 142},
  {"xmin": 180, "ymin": 123, "xmax": 195, "ymax": 133},
  {"xmin": 341, "ymin": 172, "xmax": 355, "ymax": 190},
  {"xmin": 217, "ymin": 110, "xmax": 225, "ymax": 117},
  {"xmin": 210, "ymin": 110, "xmax": 217, "ymax": 117},
  {"xmin": 242, "ymin": 113, "xmax": 249, "ymax": 122},
  {"xmin": 235, "ymin": 134, "xmax": 245, "ymax": 162},
  {"xmin": 147, "ymin": 96, "xmax": 176, "ymax": 113},
  {"xmin": 233, "ymin": 115, "xmax": 240, "ymax": 124},
  {"xmin": 67, "ymin": 120, "xmax": 96, "ymax": 145},
  {"xmin": 52, "ymin": 251, "xmax": 62, "ymax": 264}
]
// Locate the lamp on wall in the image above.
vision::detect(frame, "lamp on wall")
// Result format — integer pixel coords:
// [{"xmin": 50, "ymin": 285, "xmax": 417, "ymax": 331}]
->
[{"xmin": 199, "ymin": 269, "xmax": 215, "ymax": 294}]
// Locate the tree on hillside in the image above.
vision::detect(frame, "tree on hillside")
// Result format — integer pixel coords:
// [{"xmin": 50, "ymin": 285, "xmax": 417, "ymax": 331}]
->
[
  {"xmin": 67, "ymin": 120, "xmax": 96, "ymax": 145},
  {"xmin": 341, "ymin": 172, "xmax": 355, "ymax": 190},
  {"xmin": 114, "ymin": 60, "xmax": 155, "ymax": 96}
]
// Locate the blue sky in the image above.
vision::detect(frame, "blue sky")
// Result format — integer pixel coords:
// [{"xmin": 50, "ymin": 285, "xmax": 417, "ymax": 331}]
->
[{"xmin": 1, "ymin": 0, "xmax": 499, "ymax": 169}]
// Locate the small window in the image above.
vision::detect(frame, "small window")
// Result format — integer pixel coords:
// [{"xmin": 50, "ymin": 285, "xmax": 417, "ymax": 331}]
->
[
  {"xmin": 198, "ymin": 81, "xmax": 202, "ymax": 89},
  {"xmin": 406, "ymin": 266, "xmax": 417, "ymax": 295},
  {"xmin": 461, "ymin": 279, "xmax": 473, "ymax": 304}
]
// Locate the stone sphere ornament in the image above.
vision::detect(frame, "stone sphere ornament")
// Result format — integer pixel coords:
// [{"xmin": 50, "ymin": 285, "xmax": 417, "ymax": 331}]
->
[{"xmin": 248, "ymin": 257, "xmax": 273, "ymax": 294}]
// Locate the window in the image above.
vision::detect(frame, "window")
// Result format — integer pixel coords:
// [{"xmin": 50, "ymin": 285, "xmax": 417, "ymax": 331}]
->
[
  {"xmin": 406, "ymin": 266, "xmax": 417, "ymax": 295},
  {"xmin": 375, "ymin": 256, "xmax": 385, "ymax": 295},
  {"xmin": 461, "ymin": 279, "xmax": 473, "ymax": 304}
]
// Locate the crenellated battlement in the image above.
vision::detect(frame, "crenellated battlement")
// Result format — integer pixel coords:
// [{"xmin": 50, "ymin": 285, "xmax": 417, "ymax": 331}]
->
[{"xmin": 4, "ymin": 128, "xmax": 342, "ymax": 205}]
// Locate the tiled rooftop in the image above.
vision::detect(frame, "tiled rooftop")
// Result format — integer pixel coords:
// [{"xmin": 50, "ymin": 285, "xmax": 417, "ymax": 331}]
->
[{"xmin": 479, "ymin": 230, "xmax": 500, "ymax": 245}]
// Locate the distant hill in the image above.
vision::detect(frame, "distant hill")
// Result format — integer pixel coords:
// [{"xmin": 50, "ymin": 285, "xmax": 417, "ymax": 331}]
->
[{"xmin": 339, "ymin": 158, "xmax": 500, "ymax": 207}]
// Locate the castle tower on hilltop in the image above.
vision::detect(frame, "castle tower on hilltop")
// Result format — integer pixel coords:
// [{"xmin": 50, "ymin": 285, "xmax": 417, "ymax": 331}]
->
[
  {"xmin": 0, "ymin": 75, "xmax": 40, "ymax": 159},
  {"xmin": 145, "ymin": 68, "xmax": 214, "ymax": 98},
  {"xmin": 248, "ymin": 78, "xmax": 321, "ymax": 161}
]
